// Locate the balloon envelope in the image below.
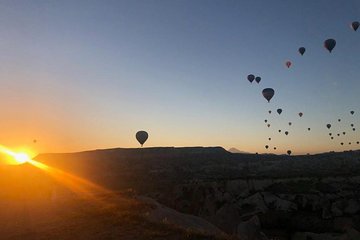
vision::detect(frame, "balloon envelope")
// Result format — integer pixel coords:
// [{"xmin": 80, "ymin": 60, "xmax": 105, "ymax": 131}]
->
[
  {"xmin": 326, "ymin": 124, "xmax": 331, "ymax": 129},
  {"xmin": 277, "ymin": 108, "xmax": 282, "ymax": 115},
  {"xmin": 298, "ymin": 47, "xmax": 306, "ymax": 55},
  {"xmin": 285, "ymin": 61, "xmax": 292, "ymax": 68},
  {"xmin": 299, "ymin": 112, "xmax": 303, "ymax": 117},
  {"xmin": 255, "ymin": 76, "xmax": 261, "ymax": 83},
  {"xmin": 324, "ymin": 39, "xmax": 336, "ymax": 53},
  {"xmin": 287, "ymin": 150, "xmax": 292, "ymax": 155},
  {"xmin": 247, "ymin": 74, "xmax": 255, "ymax": 83},
  {"xmin": 351, "ymin": 21, "xmax": 359, "ymax": 31},
  {"xmin": 262, "ymin": 88, "xmax": 275, "ymax": 102},
  {"xmin": 350, "ymin": 111, "xmax": 355, "ymax": 115},
  {"xmin": 136, "ymin": 131, "xmax": 149, "ymax": 146}
]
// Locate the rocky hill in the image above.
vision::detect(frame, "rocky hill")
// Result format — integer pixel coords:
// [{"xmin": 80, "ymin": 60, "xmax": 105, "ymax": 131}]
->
[{"xmin": 34, "ymin": 147, "xmax": 360, "ymax": 239}]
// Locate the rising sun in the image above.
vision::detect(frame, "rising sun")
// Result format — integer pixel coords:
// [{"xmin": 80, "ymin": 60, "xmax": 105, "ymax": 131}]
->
[{"xmin": 13, "ymin": 153, "xmax": 31, "ymax": 164}]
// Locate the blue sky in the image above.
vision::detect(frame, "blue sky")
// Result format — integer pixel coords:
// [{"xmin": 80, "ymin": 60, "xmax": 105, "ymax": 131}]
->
[{"xmin": 0, "ymin": 0, "xmax": 359, "ymax": 154}]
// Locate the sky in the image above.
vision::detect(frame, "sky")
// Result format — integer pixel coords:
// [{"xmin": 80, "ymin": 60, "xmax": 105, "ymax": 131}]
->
[{"xmin": 0, "ymin": 0, "xmax": 359, "ymax": 155}]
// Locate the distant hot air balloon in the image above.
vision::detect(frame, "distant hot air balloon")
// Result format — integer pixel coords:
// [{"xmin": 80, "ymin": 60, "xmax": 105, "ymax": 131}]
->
[
  {"xmin": 331, "ymin": 137, "xmax": 334, "ymax": 140},
  {"xmin": 349, "ymin": 142, "xmax": 351, "ymax": 145},
  {"xmin": 262, "ymin": 88, "xmax": 275, "ymax": 103},
  {"xmin": 269, "ymin": 110, "xmax": 272, "ymax": 114},
  {"xmin": 324, "ymin": 39, "xmax": 336, "ymax": 53},
  {"xmin": 277, "ymin": 108, "xmax": 282, "ymax": 115},
  {"xmin": 267, "ymin": 124, "xmax": 271, "ymax": 128},
  {"xmin": 299, "ymin": 112, "xmax": 303, "ymax": 117},
  {"xmin": 265, "ymin": 145, "xmax": 269, "ymax": 149},
  {"xmin": 326, "ymin": 124, "xmax": 331, "ymax": 129},
  {"xmin": 288, "ymin": 122, "xmax": 292, "ymax": 126},
  {"xmin": 351, "ymin": 21, "xmax": 359, "ymax": 31},
  {"xmin": 278, "ymin": 130, "xmax": 281, "ymax": 133},
  {"xmin": 268, "ymin": 137, "xmax": 271, "ymax": 141},
  {"xmin": 247, "ymin": 74, "xmax": 255, "ymax": 83},
  {"xmin": 274, "ymin": 147, "xmax": 277, "ymax": 150},
  {"xmin": 329, "ymin": 133, "xmax": 332, "ymax": 136},
  {"xmin": 285, "ymin": 61, "xmax": 292, "ymax": 68},
  {"xmin": 350, "ymin": 111, "xmax": 355, "ymax": 115},
  {"xmin": 255, "ymin": 76, "xmax": 261, "ymax": 83},
  {"xmin": 353, "ymin": 128, "xmax": 356, "ymax": 131},
  {"xmin": 33, "ymin": 139, "xmax": 37, "ymax": 143},
  {"xmin": 357, "ymin": 141, "xmax": 359, "ymax": 144},
  {"xmin": 343, "ymin": 132, "xmax": 346, "ymax": 135},
  {"xmin": 287, "ymin": 150, "xmax": 292, "ymax": 155},
  {"xmin": 338, "ymin": 119, "xmax": 341, "ymax": 122},
  {"xmin": 308, "ymin": 128, "xmax": 311, "ymax": 131},
  {"xmin": 337, "ymin": 133, "xmax": 340, "ymax": 136},
  {"xmin": 341, "ymin": 142, "xmax": 344, "ymax": 145},
  {"xmin": 136, "ymin": 130, "xmax": 148, "ymax": 147},
  {"xmin": 265, "ymin": 119, "xmax": 268, "ymax": 123},
  {"xmin": 351, "ymin": 124, "xmax": 354, "ymax": 127},
  {"xmin": 285, "ymin": 131, "xmax": 289, "ymax": 135},
  {"xmin": 298, "ymin": 47, "xmax": 306, "ymax": 55}
]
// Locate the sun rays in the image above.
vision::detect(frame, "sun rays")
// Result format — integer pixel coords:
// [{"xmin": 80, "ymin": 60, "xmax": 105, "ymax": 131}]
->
[{"xmin": 0, "ymin": 144, "xmax": 116, "ymax": 206}]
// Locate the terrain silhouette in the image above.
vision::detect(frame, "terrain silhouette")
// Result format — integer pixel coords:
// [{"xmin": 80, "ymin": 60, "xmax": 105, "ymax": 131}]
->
[{"xmin": 31, "ymin": 147, "xmax": 360, "ymax": 239}]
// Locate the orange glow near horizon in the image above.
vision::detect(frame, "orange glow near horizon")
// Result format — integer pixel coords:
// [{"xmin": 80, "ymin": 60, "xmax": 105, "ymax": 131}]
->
[
  {"xmin": 0, "ymin": 144, "xmax": 34, "ymax": 165},
  {"xmin": 0, "ymin": 144, "xmax": 116, "ymax": 205}
]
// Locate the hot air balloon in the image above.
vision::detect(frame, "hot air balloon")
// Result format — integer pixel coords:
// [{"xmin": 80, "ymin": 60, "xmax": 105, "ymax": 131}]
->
[
  {"xmin": 351, "ymin": 124, "xmax": 354, "ymax": 127},
  {"xmin": 350, "ymin": 111, "xmax": 355, "ymax": 115},
  {"xmin": 255, "ymin": 76, "xmax": 261, "ymax": 83},
  {"xmin": 33, "ymin": 139, "xmax": 37, "ymax": 143},
  {"xmin": 357, "ymin": 141, "xmax": 359, "ymax": 144},
  {"xmin": 269, "ymin": 110, "xmax": 272, "ymax": 114},
  {"xmin": 326, "ymin": 124, "xmax": 331, "ymax": 129},
  {"xmin": 285, "ymin": 131, "xmax": 289, "ymax": 135},
  {"xmin": 267, "ymin": 124, "xmax": 271, "ymax": 128},
  {"xmin": 299, "ymin": 112, "xmax": 303, "ymax": 117},
  {"xmin": 343, "ymin": 132, "xmax": 346, "ymax": 135},
  {"xmin": 268, "ymin": 137, "xmax": 271, "ymax": 141},
  {"xmin": 265, "ymin": 119, "xmax": 268, "ymax": 123},
  {"xmin": 308, "ymin": 128, "xmax": 311, "ymax": 131},
  {"xmin": 338, "ymin": 119, "xmax": 341, "ymax": 122},
  {"xmin": 288, "ymin": 122, "xmax": 292, "ymax": 126},
  {"xmin": 337, "ymin": 133, "xmax": 340, "ymax": 136},
  {"xmin": 329, "ymin": 133, "xmax": 332, "ymax": 136},
  {"xmin": 353, "ymin": 128, "xmax": 356, "ymax": 131},
  {"xmin": 285, "ymin": 61, "xmax": 292, "ymax": 68},
  {"xmin": 265, "ymin": 145, "xmax": 269, "ymax": 149},
  {"xmin": 351, "ymin": 21, "xmax": 359, "ymax": 31},
  {"xmin": 331, "ymin": 137, "xmax": 334, "ymax": 140},
  {"xmin": 262, "ymin": 88, "xmax": 275, "ymax": 103},
  {"xmin": 298, "ymin": 47, "xmax": 306, "ymax": 55},
  {"xmin": 324, "ymin": 39, "xmax": 336, "ymax": 53},
  {"xmin": 278, "ymin": 130, "xmax": 281, "ymax": 133},
  {"xmin": 341, "ymin": 142, "xmax": 344, "ymax": 145},
  {"xmin": 136, "ymin": 130, "xmax": 148, "ymax": 147},
  {"xmin": 349, "ymin": 142, "xmax": 351, "ymax": 145},
  {"xmin": 274, "ymin": 147, "xmax": 277, "ymax": 150},
  {"xmin": 277, "ymin": 108, "xmax": 282, "ymax": 115},
  {"xmin": 247, "ymin": 74, "xmax": 255, "ymax": 83},
  {"xmin": 287, "ymin": 150, "xmax": 292, "ymax": 155}
]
